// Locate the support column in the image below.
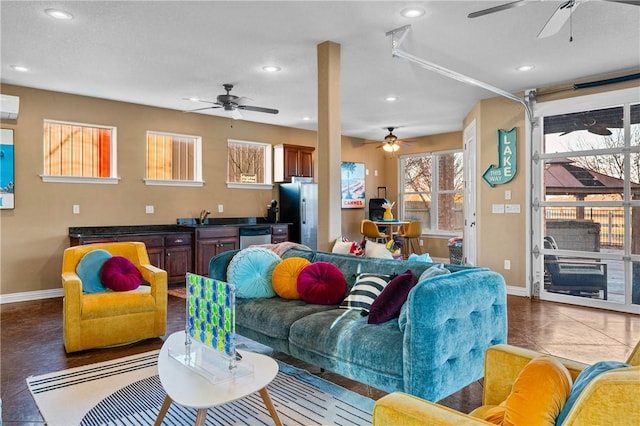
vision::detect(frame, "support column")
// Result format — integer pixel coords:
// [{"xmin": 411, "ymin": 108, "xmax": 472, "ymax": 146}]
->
[{"xmin": 317, "ymin": 41, "xmax": 342, "ymax": 251}]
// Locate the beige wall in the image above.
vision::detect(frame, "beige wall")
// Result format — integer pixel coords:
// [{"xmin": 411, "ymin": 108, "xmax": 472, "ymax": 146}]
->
[
  {"xmin": 0, "ymin": 84, "xmax": 459, "ymax": 297},
  {"xmin": 467, "ymin": 96, "xmax": 526, "ymax": 287},
  {"xmin": 5, "ymin": 75, "xmax": 631, "ymax": 297}
]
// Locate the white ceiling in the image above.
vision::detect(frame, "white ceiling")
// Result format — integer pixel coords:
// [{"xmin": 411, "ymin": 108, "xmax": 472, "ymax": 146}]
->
[{"xmin": 1, "ymin": 1, "xmax": 639, "ymax": 141}]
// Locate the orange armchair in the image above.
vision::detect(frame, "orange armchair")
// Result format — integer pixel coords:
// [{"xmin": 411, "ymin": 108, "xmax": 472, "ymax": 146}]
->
[{"xmin": 62, "ymin": 242, "xmax": 167, "ymax": 352}]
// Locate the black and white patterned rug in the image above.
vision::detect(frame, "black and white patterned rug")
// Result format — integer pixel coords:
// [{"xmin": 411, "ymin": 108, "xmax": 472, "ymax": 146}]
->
[{"xmin": 27, "ymin": 349, "xmax": 374, "ymax": 426}]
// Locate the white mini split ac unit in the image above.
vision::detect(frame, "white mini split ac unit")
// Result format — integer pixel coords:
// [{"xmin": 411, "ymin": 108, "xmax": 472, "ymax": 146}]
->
[{"xmin": 0, "ymin": 94, "xmax": 20, "ymax": 120}]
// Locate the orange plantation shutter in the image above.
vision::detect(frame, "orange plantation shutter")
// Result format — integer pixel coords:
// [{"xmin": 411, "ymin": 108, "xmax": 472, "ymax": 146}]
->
[{"xmin": 98, "ymin": 128, "xmax": 110, "ymax": 177}]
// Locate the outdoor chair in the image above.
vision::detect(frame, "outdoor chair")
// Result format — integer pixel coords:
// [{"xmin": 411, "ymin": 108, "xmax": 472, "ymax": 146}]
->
[{"xmin": 544, "ymin": 236, "xmax": 608, "ymax": 300}]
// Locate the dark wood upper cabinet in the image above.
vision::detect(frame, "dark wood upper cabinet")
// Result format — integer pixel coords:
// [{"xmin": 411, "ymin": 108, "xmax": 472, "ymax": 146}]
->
[{"xmin": 274, "ymin": 144, "xmax": 315, "ymax": 182}]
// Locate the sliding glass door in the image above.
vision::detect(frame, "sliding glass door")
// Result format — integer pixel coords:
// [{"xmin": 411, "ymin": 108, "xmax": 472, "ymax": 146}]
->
[{"xmin": 531, "ymin": 88, "xmax": 640, "ymax": 313}]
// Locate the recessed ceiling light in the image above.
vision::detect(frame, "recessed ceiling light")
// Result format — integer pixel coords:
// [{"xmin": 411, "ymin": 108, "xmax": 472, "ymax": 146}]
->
[
  {"xmin": 401, "ymin": 7, "xmax": 426, "ymax": 18},
  {"xmin": 302, "ymin": 116, "xmax": 311, "ymax": 121},
  {"xmin": 10, "ymin": 65, "xmax": 29, "ymax": 72},
  {"xmin": 385, "ymin": 96, "xmax": 397, "ymax": 102},
  {"xmin": 186, "ymin": 97, "xmax": 200, "ymax": 102},
  {"xmin": 45, "ymin": 8, "xmax": 74, "ymax": 20},
  {"xmin": 516, "ymin": 65, "xmax": 535, "ymax": 72},
  {"xmin": 262, "ymin": 65, "xmax": 281, "ymax": 73}
]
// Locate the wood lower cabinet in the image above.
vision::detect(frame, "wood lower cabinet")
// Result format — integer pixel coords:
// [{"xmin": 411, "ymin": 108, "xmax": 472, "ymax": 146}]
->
[
  {"xmin": 164, "ymin": 233, "xmax": 192, "ymax": 284},
  {"xmin": 69, "ymin": 232, "xmax": 192, "ymax": 285},
  {"xmin": 271, "ymin": 224, "xmax": 289, "ymax": 244},
  {"xmin": 194, "ymin": 227, "xmax": 239, "ymax": 276},
  {"xmin": 69, "ymin": 222, "xmax": 288, "ymax": 283}
]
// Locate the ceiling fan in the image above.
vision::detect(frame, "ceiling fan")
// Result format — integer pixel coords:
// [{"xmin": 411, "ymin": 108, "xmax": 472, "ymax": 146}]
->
[
  {"xmin": 379, "ymin": 127, "xmax": 412, "ymax": 152},
  {"xmin": 185, "ymin": 84, "xmax": 278, "ymax": 119},
  {"xmin": 468, "ymin": 0, "xmax": 640, "ymax": 39}
]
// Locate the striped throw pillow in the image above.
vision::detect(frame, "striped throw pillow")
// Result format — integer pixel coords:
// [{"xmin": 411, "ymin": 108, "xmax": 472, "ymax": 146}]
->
[{"xmin": 340, "ymin": 273, "xmax": 391, "ymax": 312}]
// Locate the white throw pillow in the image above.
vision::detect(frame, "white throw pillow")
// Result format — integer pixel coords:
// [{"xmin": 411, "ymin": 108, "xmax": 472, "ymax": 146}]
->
[
  {"xmin": 365, "ymin": 240, "xmax": 393, "ymax": 259},
  {"xmin": 332, "ymin": 239, "xmax": 354, "ymax": 255}
]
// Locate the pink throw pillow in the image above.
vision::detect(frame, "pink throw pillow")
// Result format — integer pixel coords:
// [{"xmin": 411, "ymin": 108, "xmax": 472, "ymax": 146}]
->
[
  {"xmin": 100, "ymin": 256, "xmax": 143, "ymax": 291},
  {"xmin": 297, "ymin": 262, "xmax": 347, "ymax": 305}
]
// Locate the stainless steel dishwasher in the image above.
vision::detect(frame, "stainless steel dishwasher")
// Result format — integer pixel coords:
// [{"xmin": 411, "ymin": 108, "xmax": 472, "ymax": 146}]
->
[{"xmin": 239, "ymin": 226, "xmax": 272, "ymax": 249}]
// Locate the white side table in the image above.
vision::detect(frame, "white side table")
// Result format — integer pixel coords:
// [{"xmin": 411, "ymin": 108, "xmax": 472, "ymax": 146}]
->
[{"xmin": 154, "ymin": 331, "xmax": 282, "ymax": 426}]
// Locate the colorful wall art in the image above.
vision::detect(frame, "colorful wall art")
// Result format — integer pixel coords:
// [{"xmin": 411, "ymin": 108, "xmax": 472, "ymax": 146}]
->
[{"xmin": 0, "ymin": 129, "xmax": 14, "ymax": 209}]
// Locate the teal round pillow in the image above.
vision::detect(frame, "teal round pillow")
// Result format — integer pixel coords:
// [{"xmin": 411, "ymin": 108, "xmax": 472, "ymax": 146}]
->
[
  {"xmin": 76, "ymin": 249, "xmax": 112, "ymax": 293},
  {"xmin": 227, "ymin": 247, "xmax": 281, "ymax": 298}
]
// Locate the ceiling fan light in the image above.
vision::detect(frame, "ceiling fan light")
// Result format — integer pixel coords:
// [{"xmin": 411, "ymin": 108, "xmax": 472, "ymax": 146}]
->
[
  {"xmin": 392, "ymin": 144, "xmax": 400, "ymax": 152},
  {"xmin": 230, "ymin": 109, "xmax": 242, "ymax": 120},
  {"xmin": 383, "ymin": 143, "xmax": 394, "ymax": 152}
]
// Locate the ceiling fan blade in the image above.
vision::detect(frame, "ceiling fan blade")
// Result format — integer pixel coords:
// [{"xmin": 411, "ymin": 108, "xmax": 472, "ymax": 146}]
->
[
  {"xmin": 237, "ymin": 105, "xmax": 279, "ymax": 114},
  {"xmin": 183, "ymin": 105, "xmax": 222, "ymax": 113},
  {"xmin": 538, "ymin": 1, "xmax": 579, "ymax": 38},
  {"xmin": 234, "ymin": 96, "xmax": 253, "ymax": 105},
  {"xmin": 607, "ymin": 0, "xmax": 640, "ymax": 6},
  {"xmin": 467, "ymin": 0, "xmax": 527, "ymax": 18}
]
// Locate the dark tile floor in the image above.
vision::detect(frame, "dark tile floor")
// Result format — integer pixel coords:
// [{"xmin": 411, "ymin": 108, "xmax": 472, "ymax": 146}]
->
[{"xmin": 1, "ymin": 294, "xmax": 639, "ymax": 425}]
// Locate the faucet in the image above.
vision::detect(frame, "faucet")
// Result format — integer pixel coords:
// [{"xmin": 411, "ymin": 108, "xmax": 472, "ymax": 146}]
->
[{"xmin": 199, "ymin": 209, "xmax": 211, "ymax": 224}]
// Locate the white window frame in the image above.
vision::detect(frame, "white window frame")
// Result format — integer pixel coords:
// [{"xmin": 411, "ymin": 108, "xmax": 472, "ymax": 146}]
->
[
  {"xmin": 144, "ymin": 130, "xmax": 203, "ymax": 187},
  {"xmin": 226, "ymin": 139, "xmax": 273, "ymax": 190},
  {"xmin": 399, "ymin": 149, "xmax": 464, "ymax": 237},
  {"xmin": 41, "ymin": 119, "xmax": 118, "ymax": 184}
]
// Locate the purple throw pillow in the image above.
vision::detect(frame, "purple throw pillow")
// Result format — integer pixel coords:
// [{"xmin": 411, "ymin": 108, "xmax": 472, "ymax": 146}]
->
[
  {"xmin": 297, "ymin": 261, "xmax": 347, "ymax": 305},
  {"xmin": 100, "ymin": 256, "xmax": 142, "ymax": 291},
  {"xmin": 368, "ymin": 269, "xmax": 418, "ymax": 324}
]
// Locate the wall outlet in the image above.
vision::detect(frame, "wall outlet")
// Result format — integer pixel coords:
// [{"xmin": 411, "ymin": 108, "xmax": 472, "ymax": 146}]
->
[
  {"xmin": 505, "ymin": 189, "xmax": 511, "ymax": 200},
  {"xmin": 145, "ymin": 205, "xmax": 154, "ymax": 214},
  {"xmin": 504, "ymin": 259, "xmax": 511, "ymax": 270},
  {"xmin": 72, "ymin": 204, "xmax": 80, "ymax": 214},
  {"xmin": 419, "ymin": 239, "xmax": 424, "ymax": 246},
  {"xmin": 218, "ymin": 204, "xmax": 224, "ymax": 213}
]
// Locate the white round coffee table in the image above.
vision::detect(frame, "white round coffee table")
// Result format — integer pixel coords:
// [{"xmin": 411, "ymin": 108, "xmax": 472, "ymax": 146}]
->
[{"xmin": 154, "ymin": 331, "xmax": 282, "ymax": 426}]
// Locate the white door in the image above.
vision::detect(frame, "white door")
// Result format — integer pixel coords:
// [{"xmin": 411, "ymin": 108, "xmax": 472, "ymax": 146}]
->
[{"xmin": 464, "ymin": 120, "xmax": 477, "ymax": 266}]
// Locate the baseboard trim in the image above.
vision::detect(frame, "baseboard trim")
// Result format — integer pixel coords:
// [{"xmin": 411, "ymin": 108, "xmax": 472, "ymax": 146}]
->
[
  {"xmin": 0, "ymin": 288, "xmax": 63, "ymax": 304},
  {"xmin": 507, "ymin": 286, "xmax": 530, "ymax": 297}
]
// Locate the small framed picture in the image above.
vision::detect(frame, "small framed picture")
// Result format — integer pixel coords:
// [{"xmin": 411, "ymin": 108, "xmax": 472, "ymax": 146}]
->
[
  {"xmin": 0, "ymin": 129, "xmax": 15, "ymax": 209},
  {"xmin": 341, "ymin": 162, "xmax": 365, "ymax": 209}
]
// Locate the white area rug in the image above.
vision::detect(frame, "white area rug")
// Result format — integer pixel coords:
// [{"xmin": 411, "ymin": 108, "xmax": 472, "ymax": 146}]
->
[{"xmin": 27, "ymin": 349, "xmax": 374, "ymax": 426}]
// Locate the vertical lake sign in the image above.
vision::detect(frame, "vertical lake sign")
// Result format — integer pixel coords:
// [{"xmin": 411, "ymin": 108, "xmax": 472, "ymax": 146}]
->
[{"xmin": 482, "ymin": 128, "xmax": 517, "ymax": 187}]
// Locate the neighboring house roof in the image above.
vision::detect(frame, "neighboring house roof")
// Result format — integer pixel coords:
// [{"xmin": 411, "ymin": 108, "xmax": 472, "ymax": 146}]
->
[{"xmin": 545, "ymin": 158, "xmax": 640, "ymax": 196}]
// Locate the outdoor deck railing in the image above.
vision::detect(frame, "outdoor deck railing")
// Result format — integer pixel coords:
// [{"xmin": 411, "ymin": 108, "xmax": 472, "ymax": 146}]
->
[{"xmin": 545, "ymin": 207, "xmax": 624, "ymax": 248}]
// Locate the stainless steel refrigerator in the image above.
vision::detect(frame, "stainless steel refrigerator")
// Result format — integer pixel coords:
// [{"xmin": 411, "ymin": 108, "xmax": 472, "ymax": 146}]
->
[{"xmin": 279, "ymin": 181, "xmax": 318, "ymax": 250}]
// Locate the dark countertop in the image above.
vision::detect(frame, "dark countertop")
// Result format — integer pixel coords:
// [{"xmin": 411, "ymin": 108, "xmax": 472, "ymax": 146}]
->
[
  {"xmin": 68, "ymin": 225, "xmax": 185, "ymax": 237},
  {"xmin": 69, "ymin": 218, "xmax": 286, "ymax": 237}
]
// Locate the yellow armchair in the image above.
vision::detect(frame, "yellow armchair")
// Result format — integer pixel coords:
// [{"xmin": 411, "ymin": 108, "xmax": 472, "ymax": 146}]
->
[
  {"xmin": 62, "ymin": 242, "xmax": 168, "ymax": 352},
  {"xmin": 373, "ymin": 341, "xmax": 640, "ymax": 426}
]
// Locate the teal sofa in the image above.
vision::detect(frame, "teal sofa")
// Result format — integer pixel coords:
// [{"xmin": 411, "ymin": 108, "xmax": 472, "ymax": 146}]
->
[{"xmin": 209, "ymin": 247, "xmax": 507, "ymax": 402}]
